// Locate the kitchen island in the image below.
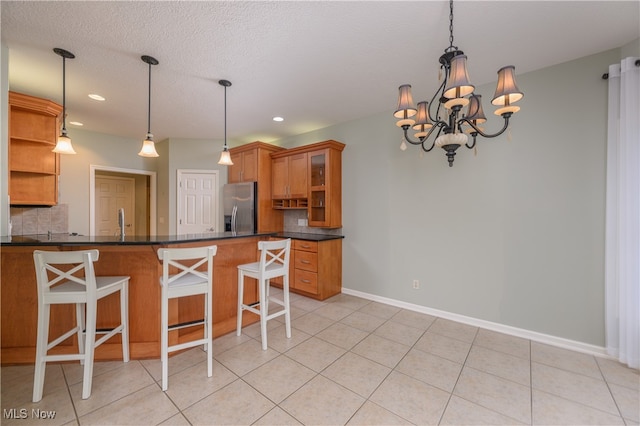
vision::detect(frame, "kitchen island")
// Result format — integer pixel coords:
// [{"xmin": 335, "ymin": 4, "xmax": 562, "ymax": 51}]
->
[{"xmin": 1, "ymin": 232, "xmax": 273, "ymax": 365}]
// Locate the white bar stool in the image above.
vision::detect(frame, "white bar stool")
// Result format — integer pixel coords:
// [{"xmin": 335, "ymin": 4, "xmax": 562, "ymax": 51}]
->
[
  {"xmin": 32, "ymin": 249, "xmax": 130, "ymax": 402},
  {"xmin": 157, "ymin": 245, "xmax": 217, "ymax": 391},
  {"xmin": 236, "ymin": 239, "xmax": 291, "ymax": 350}
]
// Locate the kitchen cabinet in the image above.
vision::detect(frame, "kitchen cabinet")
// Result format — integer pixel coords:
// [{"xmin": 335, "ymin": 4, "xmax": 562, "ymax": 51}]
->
[
  {"xmin": 270, "ymin": 237, "xmax": 343, "ymax": 300},
  {"xmin": 271, "ymin": 152, "xmax": 307, "ymax": 206},
  {"xmin": 271, "ymin": 140, "xmax": 344, "ymax": 227},
  {"xmin": 307, "ymin": 141, "xmax": 344, "ymax": 228},
  {"xmin": 227, "ymin": 142, "xmax": 285, "ymax": 231},
  {"xmin": 8, "ymin": 91, "xmax": 63, "ymax": 206},
  {"xmin": 229, "ymin": 148, "xmax": 257, "ymax": 183},
  {"xmin": 291, "ymin": 238, "xmax": 342, "ymax": 300}
]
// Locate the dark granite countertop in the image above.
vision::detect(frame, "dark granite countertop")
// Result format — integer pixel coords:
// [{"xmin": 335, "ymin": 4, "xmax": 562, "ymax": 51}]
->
[
  {"xmin": 1, "ymin": 231, "xmax": 344, "ymax": 246},
  {"xmin": 0, "ymin": 232, "xmax": 274, "ymax": 246},
  {"xmin": 276, "ymin": 232, "xmax": 344, "ymax": 242}
]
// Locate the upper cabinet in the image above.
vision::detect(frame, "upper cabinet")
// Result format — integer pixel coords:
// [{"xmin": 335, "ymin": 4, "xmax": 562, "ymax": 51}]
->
[
  {"xmin": 307, "ymin": 141, "xmax": 344, "ymax": 228},
  {"xmin": 8, "ymin": 92, "xmax": 63, "ymax": 206},
  {"xmin": 271, "ymin": 151, "xmax": 308, "ymax": 201},
  {"xmin": 228, "ymin": 148, "xmax": 258, "ymax": 183},
  {"xmin": 227, "ymin": 142, "xmax": 285, "ymax": 232},
  {"xmin": 271, "ymin": 140, "xmax": 345, "ymax": 228}
]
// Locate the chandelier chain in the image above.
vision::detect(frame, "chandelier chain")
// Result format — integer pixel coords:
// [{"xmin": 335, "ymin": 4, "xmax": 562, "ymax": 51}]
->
[
  {"xmin": 443, "ymin": 0, "xmax": 459, "ymax": 53},
  {"xmin": 448, "ymin": 0, "xmax": 454, "ymax": 50}
]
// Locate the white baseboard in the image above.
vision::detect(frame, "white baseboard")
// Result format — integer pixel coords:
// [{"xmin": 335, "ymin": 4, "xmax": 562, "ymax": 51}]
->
[{"xmin": 342, "ymin": 287, "xmax": 612, "ymax": 359}]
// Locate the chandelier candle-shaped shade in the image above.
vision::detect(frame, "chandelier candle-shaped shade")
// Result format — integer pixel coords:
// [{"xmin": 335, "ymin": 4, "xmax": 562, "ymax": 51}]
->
[
  {"xmin": 139, "ymin": 55, "xmax": 159, "ymax": 157},
  {"xmin": 442, "ymin": 54, "xmax": 474, "ymax": 108},
  {"xmin": 393, "ymin": 0, "xmax": 523, "ymax": 167},
  {"xmin": 464, "ymin": 94, "xmax": 487, "ymax": 134},
  {"xmin": 412, "ymin": 101, "xmax": 433, "ymax": 138},
  {"xmin": 52, "ymin": 48, "xmax": 77, "ymax": 154},
  {"xmin": 394, "ymin": 84, "xmax": 417, "ymax": 127},
  {"xmin": 218, "ymin": 79, "xmax": 234, "ymax": 166},
  {"xmin": 492, "ymin": 65, "xmax": 524, "ymax": 115}
]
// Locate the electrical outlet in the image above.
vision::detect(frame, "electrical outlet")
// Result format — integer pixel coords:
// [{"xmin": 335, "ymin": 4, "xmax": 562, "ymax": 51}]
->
[
  {"xmin": 413, "ymin": 279, "xmax": 420, "ymax": 289},
  {"xmin": 297, "ymin": 218, "xmax": 308, "ymax": 226}
]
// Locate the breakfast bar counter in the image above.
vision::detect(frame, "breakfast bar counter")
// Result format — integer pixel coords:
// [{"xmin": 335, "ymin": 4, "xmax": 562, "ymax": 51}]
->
[{"xmin": 0, "ymin": 232, "xmax": 275, "ymax": 365}]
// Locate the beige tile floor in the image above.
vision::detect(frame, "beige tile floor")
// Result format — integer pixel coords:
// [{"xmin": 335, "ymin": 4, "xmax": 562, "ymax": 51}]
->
[{"xmin": 2, "ymin": 290, "xmax": 638, "ymax": 425}]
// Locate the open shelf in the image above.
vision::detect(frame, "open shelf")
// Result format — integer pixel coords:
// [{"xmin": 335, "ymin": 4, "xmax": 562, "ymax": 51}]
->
[{"xmin": 272, "ymin": 198, "xmax": 308, "ymax": 209}]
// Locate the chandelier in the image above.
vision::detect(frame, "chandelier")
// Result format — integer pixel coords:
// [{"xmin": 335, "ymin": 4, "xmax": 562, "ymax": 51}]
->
[{"xmin": 394, "ymin": 0, "xmax": 524, "ymax": 167}]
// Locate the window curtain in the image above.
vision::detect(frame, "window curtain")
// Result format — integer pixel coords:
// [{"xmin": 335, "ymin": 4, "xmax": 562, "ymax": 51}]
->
[{"xmin": 605, "ymin": 56, "xmax": 640, "ymax": 369}]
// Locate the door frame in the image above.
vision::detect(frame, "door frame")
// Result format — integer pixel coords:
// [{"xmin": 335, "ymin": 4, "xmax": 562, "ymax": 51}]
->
[
  {"xmin": 89, "ymin": 165, "xmax": 157, "ymax": 236},
  {"xmin": 176, "ymin": 169, "xmax": 219, "ymax": 235}
]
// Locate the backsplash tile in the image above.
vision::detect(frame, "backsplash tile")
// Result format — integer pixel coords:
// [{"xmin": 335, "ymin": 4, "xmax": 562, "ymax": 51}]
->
[
  {"xmin": 283, "ymin": 210, "xmax": 342, "ymax": 236},
  {"xmin": 9, "ymin": 204, "xmax": 68, "ymax": 236}
]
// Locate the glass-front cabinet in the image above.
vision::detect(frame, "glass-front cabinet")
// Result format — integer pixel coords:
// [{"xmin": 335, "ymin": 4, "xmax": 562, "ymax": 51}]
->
[
  {"xmin": 307, "ymin": 141, "xmax": 344, "ymax": 228},
  {"xmin": 309, "ymin": 152, "xmax": 327, "ymax": 225}
]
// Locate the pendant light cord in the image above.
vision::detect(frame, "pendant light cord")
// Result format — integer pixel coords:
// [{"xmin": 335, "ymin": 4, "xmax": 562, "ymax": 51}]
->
[
  {"xmin": 147, "ymin": 61, "xmax": 151, "ymax": 134},
  {"xmin": 224, "ymin": 84, "xmax": 227, "ymax": 149},
  {"xmin": 62, "ymin": 55, "xmax": 67, "ymax": 131}
]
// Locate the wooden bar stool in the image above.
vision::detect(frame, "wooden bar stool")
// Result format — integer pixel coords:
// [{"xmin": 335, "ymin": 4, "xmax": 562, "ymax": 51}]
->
[
  {"xmin": 157, "ymin": 245, "xmax": 217, "ymax": 391},
  {"xmin": 32, "ymin": 249, "xmax": 130, "ymax": 402},
  {"xmin": 236, "ymin": 239, "xmax": 291, "ymax": 350}
]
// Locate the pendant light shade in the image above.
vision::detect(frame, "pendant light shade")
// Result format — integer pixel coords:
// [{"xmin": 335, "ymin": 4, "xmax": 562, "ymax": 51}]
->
[
  {"xmin": 218, "ymin": 79, "xmax": 234, "ymax": 166},
  {"xmin": 52, "ymin": 48, "xmax": 77, "ymax": 154},
  {"xmin": 443, "ymin": 54, "xmax": 474, "ymax": 100},
  {"xmin": 491, "ymin": 65, "xmax": 524, "ymax": 116},
  {"xmin": 139, "ymin": 55, "xmax": 159, "ymax": 157}
]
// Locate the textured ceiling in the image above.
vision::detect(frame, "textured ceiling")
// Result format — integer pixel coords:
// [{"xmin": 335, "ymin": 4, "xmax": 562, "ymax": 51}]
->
[{"xmin": 2, "ymin": 1, "xmax": 639, "ymax": 146}]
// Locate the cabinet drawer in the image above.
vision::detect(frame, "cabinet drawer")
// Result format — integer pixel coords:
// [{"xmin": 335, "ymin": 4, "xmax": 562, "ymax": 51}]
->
[
  {"xmin": 294, "ymin": 250, "xmax": 317, "ymax": 272},
  {"xmin": 293, "ymin": 240, "xmax": 317, "ymax": 252},
  {"xmin": 294, "ymin": 269, "xmax": 318, "ymax": 294}
]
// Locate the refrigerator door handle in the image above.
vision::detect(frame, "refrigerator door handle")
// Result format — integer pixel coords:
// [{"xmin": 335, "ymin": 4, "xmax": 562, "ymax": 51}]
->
[{"xmin": 231, "ymin": 204, "xmax": 238, "ymax": 233}]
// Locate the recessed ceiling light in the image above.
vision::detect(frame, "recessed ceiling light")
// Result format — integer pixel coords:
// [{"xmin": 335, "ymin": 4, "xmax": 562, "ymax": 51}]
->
[
  {"xmin": 88, "ymin": 94, "xmax": 105, "ymax": 101},
  {"xmin": 69, "ymin": 121, "xmax": 83, "ymax": 126},
  {"xmin": 272, "ymin": 116, "xmax": 284, "ymax": 122}
]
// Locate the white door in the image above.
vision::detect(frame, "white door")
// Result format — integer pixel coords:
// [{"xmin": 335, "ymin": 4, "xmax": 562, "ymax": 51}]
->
[
  {"xmin": 95, "ymin": 176, "xmax": 135, "ymax": 236},
  {"xmin": 177, "ymin": 170, "xmax": 219, "ymax": 235}
]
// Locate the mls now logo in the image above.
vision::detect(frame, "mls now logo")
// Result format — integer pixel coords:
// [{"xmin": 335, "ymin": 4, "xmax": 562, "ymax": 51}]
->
[{"xmin": 3, "ymin": 408, "xmax": 56, "ymax": 419}]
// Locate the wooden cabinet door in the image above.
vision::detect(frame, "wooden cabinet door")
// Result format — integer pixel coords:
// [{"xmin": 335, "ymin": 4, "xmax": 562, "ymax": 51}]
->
[
  {"xmin": 228, "ymin": 150, "xmax": 258, "ymax": 183},
  {"xmin": 241, "ymin": 149, "xmax": 258, "ymax": 182},
  {"xmin": 271, "ymin": 156, "xmax": 289, "ymax": 198},
  {"xmin": 228, "ymin": 151, "xmax": 243, "ymax": 183},
  {"xmin": 288, "ymin": 153, "xmax": 308, "ymax": 199}
]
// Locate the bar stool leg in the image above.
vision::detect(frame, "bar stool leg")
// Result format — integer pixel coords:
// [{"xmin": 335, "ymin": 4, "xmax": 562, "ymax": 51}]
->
[
  {"xmin": 121, "ymin": 285, "xmax": 130, "ymax": 362},
  {"xmin": 236, "ymin": 269, "xmax": 244, "ymax": 336},
  {"xmin": 81, "ymin": 299, "xmax": 97, "ymax": 399},
  {"xmin": 283, "ymin": 274, "xmax": 292, "ymax": 339},
  {"xmin": 206, "ymin": 285, "xmax": 213, "ymax": 377},
  {"xmin": 76, "ymin": 303, "xmax": 85, "ymax": 365},
  {"xmin": 161, "ymin": 286, "xmax": 169, "ymax": 391},
  {"xmin": 258, "ymin": 277, "xmax": 268, "ymax": 351},
  {"xmin": 32, "ymin": 304, "xmax": 50, "ymax": 402}
]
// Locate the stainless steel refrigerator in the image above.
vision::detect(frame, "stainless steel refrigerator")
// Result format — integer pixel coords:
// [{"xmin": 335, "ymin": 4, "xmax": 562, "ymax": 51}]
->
[{"xmin": 223, "ymin": 182, "xmax": 257, "ymax": 233}]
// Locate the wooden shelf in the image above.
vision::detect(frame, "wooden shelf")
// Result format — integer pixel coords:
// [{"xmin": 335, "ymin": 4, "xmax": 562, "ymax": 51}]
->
[
  {"xmin": 272, "ymin": 198, "xmax": 308, "ymax": 209},
  {"xmin": 8, "ymin": 91, "xmax": 62, "ymax": 206}
]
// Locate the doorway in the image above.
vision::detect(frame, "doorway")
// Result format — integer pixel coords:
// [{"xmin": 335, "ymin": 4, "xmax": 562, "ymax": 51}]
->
[
  {"xmin": 89, "ymin": 165, "xmax": 157, "ymax": 236},
  {"xmin": 95, "ymin": 175, "xmax": 136, "ymax": 236},
  {"xmin": 177, "ymin": 169, "xmax": 219, "ymax": 235}
]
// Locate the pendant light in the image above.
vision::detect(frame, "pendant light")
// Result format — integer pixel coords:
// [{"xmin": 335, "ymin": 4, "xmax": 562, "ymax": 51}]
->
[
  {"xmin": 217, "ymin": 79, "xmax": 234, "ymax": 166},
  {"xmin": 52, "ymin": 48, "xmax": 77, "ymax": 154},
  {"xmin": 138, "ymin": 55, "xmax": 159, "ymax": 157}
]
